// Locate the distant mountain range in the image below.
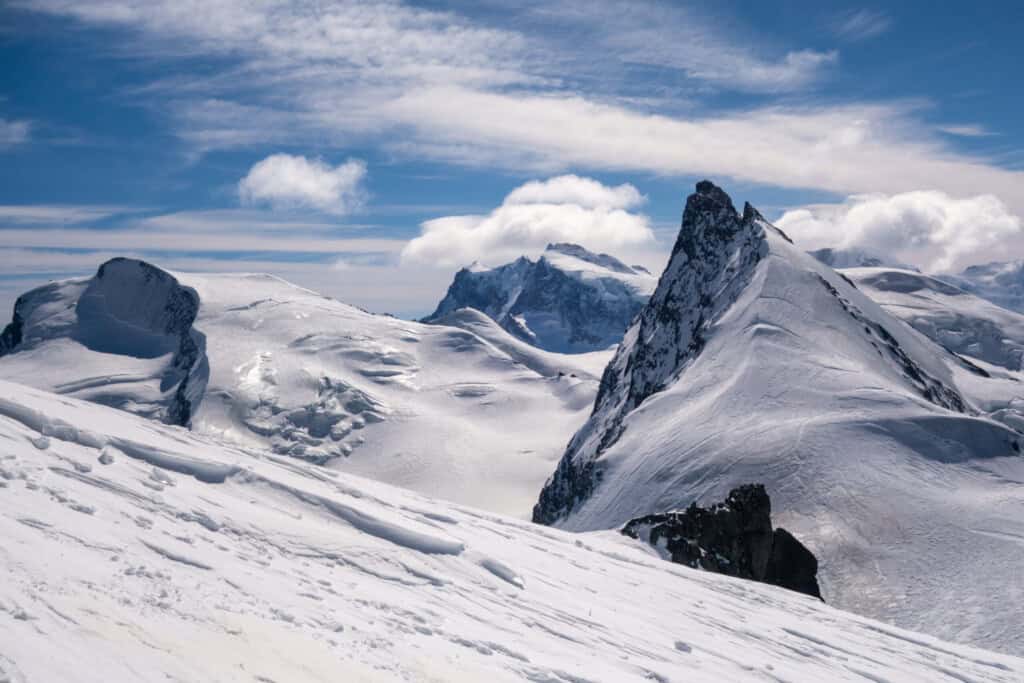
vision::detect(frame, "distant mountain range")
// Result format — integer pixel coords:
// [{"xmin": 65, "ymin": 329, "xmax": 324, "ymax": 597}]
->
[
  {"xmin": 0, "ymin": 258, "xmax": 611, "ymax": 517},
  {"xmin": 424, "ymin": 242, "xmax": 656, "ymax": 353}
]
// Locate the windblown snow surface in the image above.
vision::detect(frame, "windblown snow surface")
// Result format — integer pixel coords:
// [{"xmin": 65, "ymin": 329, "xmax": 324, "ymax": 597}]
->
[
  {"xmin": 536, "ymin": 182, "xmax": 1024, "ymax": 655},
  {"xmin": 0, "ymin": 262, "xmax": 610, "ymax": 517},
  {"xmin": 1, "ymin": 380, "xmax": 1021, "ymax": 682}
]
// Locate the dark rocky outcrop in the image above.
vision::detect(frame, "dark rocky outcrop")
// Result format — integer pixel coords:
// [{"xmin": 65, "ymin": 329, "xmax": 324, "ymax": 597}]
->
[
  {"xmin": 83, "ymin": 258, "xmax": 206, "ymax": 427},
  {"xmin": 0, "ymin": 258, "xmax": 208, "ymax": 427},
  {"xmin": 621, "ymin": 484, "xmax": 822, "ymax": 600},
  {"xmin": 0, "ymin": 296, "xmax": 25, "ymax": 356}
]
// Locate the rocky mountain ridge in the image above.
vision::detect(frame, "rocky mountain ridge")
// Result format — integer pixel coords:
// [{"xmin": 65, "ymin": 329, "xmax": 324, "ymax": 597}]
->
[
  {"xmin": 425, "ymin": 242, "xmax": 656, "ymax": 353},
  {"xmin": 532, "ymin": 180, "xmax": 1024, "ymax": 654}
]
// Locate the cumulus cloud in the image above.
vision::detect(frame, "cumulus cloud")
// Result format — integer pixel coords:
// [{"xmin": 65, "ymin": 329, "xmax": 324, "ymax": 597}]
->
[
  {"xmin": 504, "ymin": 175, "xmax": 644, "ymax": 210},
  {"xmin": 238, "ymin": 154, "xmax": 367, "ymax": 215},
  {"xmin": 401, "ymin": 175, "xmax": 655, "ymax": 267},
  {"xmin": 776, "ymin": 191, "xmax": 1024, "ymax": 273}
]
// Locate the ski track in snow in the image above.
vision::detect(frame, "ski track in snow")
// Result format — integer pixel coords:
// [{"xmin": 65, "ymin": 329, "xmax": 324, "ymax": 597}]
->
[{"xmin": 0, "ymin": 380, "xmax": 1021, "ymax": 682}]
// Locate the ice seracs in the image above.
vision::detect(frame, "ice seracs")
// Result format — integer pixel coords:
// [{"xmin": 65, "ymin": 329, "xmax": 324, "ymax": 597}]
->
[
  {"xmin": 425, "ymin": 242, "xmax": 656, "ymax": 353},
  {"xmin": 941, "ymin": 259, "xmax": 1024, "ymax": 314},
  {"xmin": 535, "ymin": 180, "xmax": 1024, "ymax": 655},
  {"xmin": 1, "ymin": 379, "xmax": 1021, "ymax": 681},
  {"xmin": 845, "ymin": 267, "xmax": 1024, "ymax": 373}
]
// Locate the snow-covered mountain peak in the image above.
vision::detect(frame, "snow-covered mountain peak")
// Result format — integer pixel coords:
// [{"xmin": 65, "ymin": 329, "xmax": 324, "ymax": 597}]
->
[
  {"xmin": 943, "ymin": 259, "xmax": 1024, "ymax": 313},
  {"xmin": 426, "ymin": 242, "xmax": 656, "ymax": 353},
  {"xmin": 809, "ymin": 247, "xmax": 919, "ymax": 271},
  {"xmin": 846, "ymin": 266, "xmax": 1024, "ymax": 373},
  {"xmin": 601, "ymin": 179, "xmax": 768, "ymax": 418},
  {"xmin": 542, "ymin": 242, "xmax": 640, "ymax": 275},
  {"xmin": 534, "ymin": 181, "xmax": 1024, "ymax": 653},
  {"xmin": 0, "ymin": 258, "xmax": 207, "ymax": 426}
]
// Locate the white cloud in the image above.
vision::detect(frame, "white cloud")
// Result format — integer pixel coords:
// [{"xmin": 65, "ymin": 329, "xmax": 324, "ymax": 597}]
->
[
  {"xmin": 402, "ymin": 175, "xmax": 655, "ymax": 267},
  {"xmin": 504, "ymin": 175, "xmax": 644, "ymax": 210},
  {"xmin": 530, "ymin": 0, "xmax": 836, "ymax": 93},
  {"xmin": 0, "ymin": 227, "xmax": 404, "ymax": 254},
  {"xmin": 238, "ymin": 154, "xmax": 367, "ymax": 215},
  {"xmin": 937, "ymin": 124, "xmax": 993, "ymax": 138},
  {"xmin": 831, "ymin": 9, "xmax": 892, "ymax": 42},
  {"xmin": 0, "ymin": 204, "xmax": 126, "ymax": 224},
  {"xmin": 381, "ymin": 87, "xmax": 1024, "ymax": 216},
  {"xmin": 776, "ymin": 191, "xmax": 1024, "ymax": 273},
  {"xmin": 16, "ymin": 0, "xmax": 1024, "ymax": 221},
  {"xmin": 0, "ymin": 118, "xmax": 31, "ymax": 148}
]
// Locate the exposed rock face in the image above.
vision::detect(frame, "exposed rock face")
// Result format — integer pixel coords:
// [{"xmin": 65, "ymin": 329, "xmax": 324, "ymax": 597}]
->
[
  {"xmin": 0, "ymin": 258, "xmax": 207, "ymax": 427},
  {"xmin": 533, "ymin": 181, "xmax": 769, "ymax": 524},
  {"xmin": 622, "ymin": 484, "xmax": 821, "ymax": 600},
  {"xmin": 0, "ymin": 297, "xmax": 25, "ymax": 356},
  {"xmin": 425, "ymin": 243, "xmax": 655, "ymax": 353},
  {"xmin": 80, "ymin": 259, "xmax": 206, "ymax": 426}
]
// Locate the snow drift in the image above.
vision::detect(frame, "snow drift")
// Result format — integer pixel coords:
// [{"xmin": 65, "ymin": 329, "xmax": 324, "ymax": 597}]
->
[{"xmin": 0, "ymin": 379, "xmax": 1021, "ymax": 681}]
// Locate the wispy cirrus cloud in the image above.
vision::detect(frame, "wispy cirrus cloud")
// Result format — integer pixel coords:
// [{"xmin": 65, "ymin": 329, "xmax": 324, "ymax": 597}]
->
[
  {"xmin": 527, "ymin": 0, "xmax": 836, "ymax": 93},
  {"xmin": 0, "ymin": 204, "xmax": 130, "ymax": 225},
  {"xmin": 937, "ymin": 124, "xmax": 994, "ymax": 138},
  {"xmin": 380, "ymin": 87, "xmax": 1024, "ymax": 215},
  {"xmin": 830, "ymin": 9, "xmax": 892, "ymax": 42},
  {"xmin": 0, "ymin": 227, "xmax": 404, "ymax": 254},
  {"xmin": 0, "ymin": 118, "xmax": 31, "ymax": 148},
  {"xmin": 12, "ymin": 0, "xmax": 1024, "ymax": 243}
]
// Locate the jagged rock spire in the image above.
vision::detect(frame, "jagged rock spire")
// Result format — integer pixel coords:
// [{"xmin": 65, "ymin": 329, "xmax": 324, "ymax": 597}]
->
[{"xmin": 535, "ymin": 181, "xmax": 768, "ymax": 524}]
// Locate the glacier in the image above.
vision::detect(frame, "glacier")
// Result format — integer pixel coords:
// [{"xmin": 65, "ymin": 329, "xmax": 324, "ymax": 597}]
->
[{"xmin": 0, "ymin": 262, "xmax": 610, "ymax": 518}]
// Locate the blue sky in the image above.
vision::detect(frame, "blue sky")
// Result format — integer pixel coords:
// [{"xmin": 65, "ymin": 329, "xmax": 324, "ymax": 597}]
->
[{"xmin": 0, "ymin": 1, "xmax": 1022, "ymax": 317}]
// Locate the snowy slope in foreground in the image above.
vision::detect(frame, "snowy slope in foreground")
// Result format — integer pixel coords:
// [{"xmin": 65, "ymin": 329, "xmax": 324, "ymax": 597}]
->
[
  {"xmin": 536, "ymin": 182, "xmax": 1024, "ymax": 654},
  {"xmin": 0, "ymin": 262, "xmax": 609, "ymax": 518},
  {"xmin": 1, "ymin": 381, "xmax": 1020, "ymax": 682},
  {"xmin": 425, "ymin": 243, "xmax": 656, "ymax": 353}
]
